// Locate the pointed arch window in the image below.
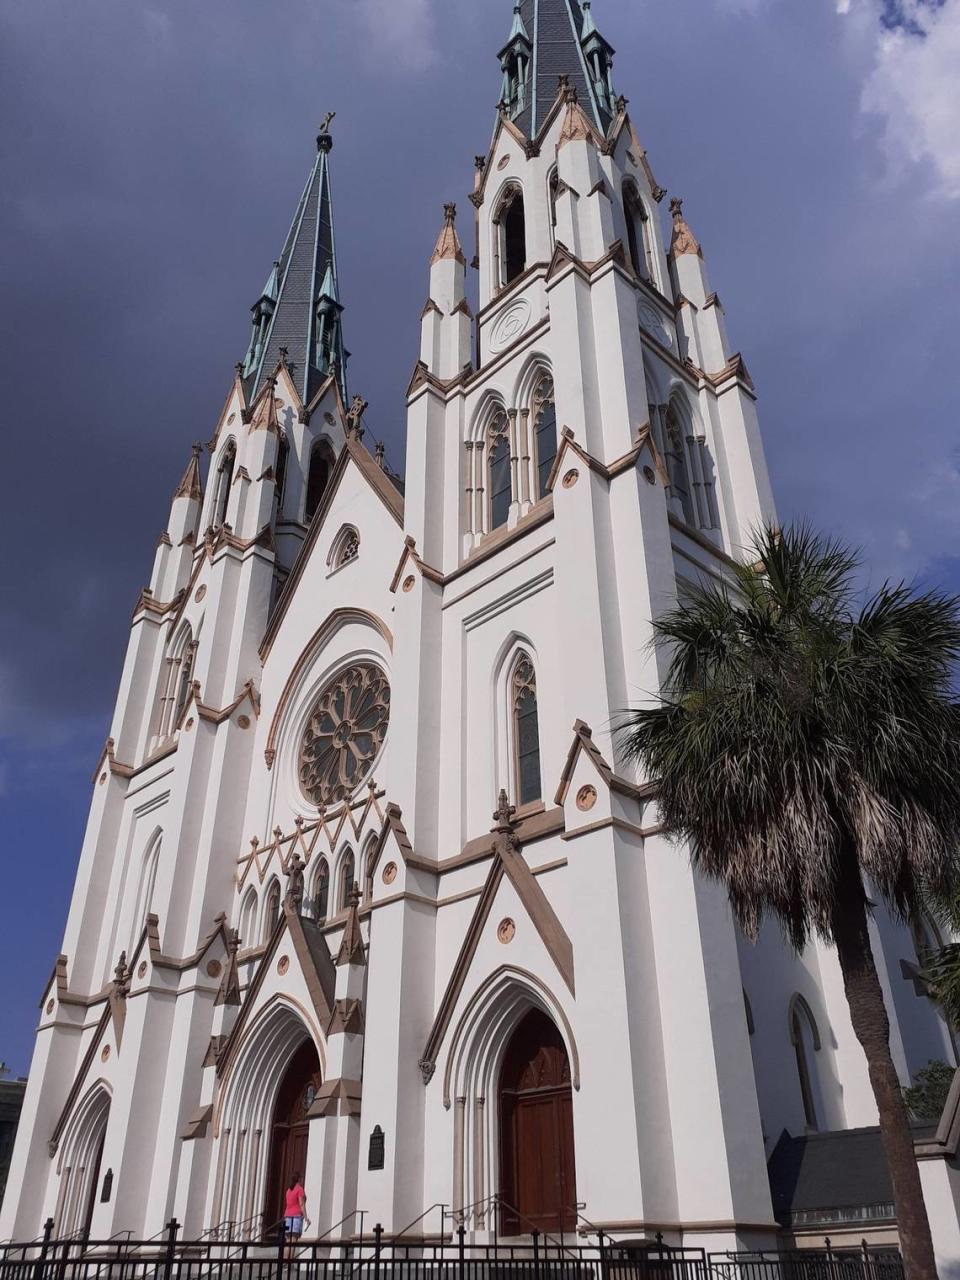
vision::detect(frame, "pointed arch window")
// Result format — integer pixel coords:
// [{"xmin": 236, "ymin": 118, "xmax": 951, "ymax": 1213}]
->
[
  {"xmin": 264, "ymin": 880, "xmax": 282, "ymax": 943},
  {"xmin": 238, "ymin": 887, "xmax": 258, "ymax": 947},
  {"xmin": 661, "ymin": 401, "xmax": 718, "ymax": 531},
  {"xmin": 172, "ymin": 635, "xmax": 197, "ymax": 730},
  {"xmin": 548, "ymin": 169, "xmax": 560, "ymax": 247},
  {"xmin": 312, "ymin": 859, "xmax": 330, "ymax": 924},
  {"xmin": 789, "ymin": 995, "xmax": 822, "ymax": 1131},
  {"xmin": 213, "ymin": 440, "xmax": 236, "ymax": 529},
  {"xmin": 364, "ymin": 840, "xmax": 378, "ymax": 902},
  {"xmin": 533, "ymin": 376, "xmax": 557, "ymax": 500},
  {"xmin": 274, "ymin": 433, "xmax": 290, "ymax": 518},
  {"xmin": 131, "ymin": 834, "xmax": 162, "ymax": 947},
  {"xmin": 339, "ymin": 850, "xmax": 355, "ymax": 912},
  {"xmin": 305, "ymin": 440, "xmax": 335, "ymax": 524},
  {"xmin": 512, "ymin": 653, "xmax": 541, "ymax": 807},
  {"xmin": 488, "ymin": 412, "xmax": 512, "ymax": 531},
  {"xmin": 623, "ymin": 183, "xmax": 656, "ymax": 285},
  {"xmin": 329, "ymin": 524, "xmax": 360, "ymax": 570},
  {"xmin": 495, "ymin": 186, "xmax": 527, "ymax": 288}
]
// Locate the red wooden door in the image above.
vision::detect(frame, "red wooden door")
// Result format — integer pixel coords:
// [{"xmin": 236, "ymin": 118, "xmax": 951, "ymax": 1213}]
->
[
  {"xmin": 263, "ymin": 1040, "xmax": 322, "ymax": 1236},
  {"xmin": 499, "ymin": 1008, "xmax": 576, "ymax": 1235}
]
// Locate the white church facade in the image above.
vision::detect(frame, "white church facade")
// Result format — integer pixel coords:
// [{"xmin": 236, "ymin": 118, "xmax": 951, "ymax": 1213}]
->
[{"xmin": 4, "ymin": 0, "xmax": 960, "ymax": 1266}]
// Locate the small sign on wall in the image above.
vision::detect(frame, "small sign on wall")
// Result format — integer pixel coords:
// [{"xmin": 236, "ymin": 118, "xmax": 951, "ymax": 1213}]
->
[{"xmin": 368, "ymin": 1125, "xmax": 385, "ymax": 1170}]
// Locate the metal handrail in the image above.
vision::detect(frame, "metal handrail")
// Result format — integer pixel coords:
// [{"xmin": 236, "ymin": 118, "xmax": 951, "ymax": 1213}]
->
[{"xmin": 381, "ymin": 1204, "xmax": 448, "ymax": 1245}]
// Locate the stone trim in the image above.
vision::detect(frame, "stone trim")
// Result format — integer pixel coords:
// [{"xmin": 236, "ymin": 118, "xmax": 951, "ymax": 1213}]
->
[
  {"xmin": 180, "ymin": 1103, "xmax": 213, "ymax": 1141},
  {"xmin": 327, "ymin": 998, "xmax": 364, "ymax": 1037},
  {"xmin": 555, "ymin": 720, "xmax": 653, "ymax": 807},
  {"xmin": 307, "ymin": 1077, "xmax": 362, "ymax": 1118},
  {"xmin": 47, "ymin": 1004, "xmax": 112, "ymax": 1155}
]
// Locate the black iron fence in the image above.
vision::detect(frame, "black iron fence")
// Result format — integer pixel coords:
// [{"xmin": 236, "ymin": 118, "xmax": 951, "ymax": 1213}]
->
[{"xmin": 0, "ymin": 1221, "xmax": 904, "ymax": 1280}]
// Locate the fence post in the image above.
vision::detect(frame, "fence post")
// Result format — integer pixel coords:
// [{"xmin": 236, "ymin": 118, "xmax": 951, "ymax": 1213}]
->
[
  {"xmin": 598, "ymin": 1230, "xmax": 609, "ymax": 1280},
  {"xmin": 373, "ymin": 1222, "xmax": 383, "ymax": 1280},
  {"xmin": 860, "ymin": 1238, "xmax": 874, "ymax": 1280},
  {"xmin": 162, "ymin": 1218, "xmax": 179, "ymax": 1280},
  {"xmin": 532, "ymin": 1229, "xmax": 540, "ymax": 1280},
  {"xmin": 31, "ymin": 1217, "xmax": 54, "ymax": 1280},
  {"xmin": 457, "ymin": 1224, "xmax": 465, "ymax": 1280},
  {"xmin": 275, "ymin": 1220, "xmax": 287, "ymax": 1280}
]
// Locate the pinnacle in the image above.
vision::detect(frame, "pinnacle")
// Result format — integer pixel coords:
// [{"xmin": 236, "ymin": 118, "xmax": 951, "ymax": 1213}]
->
[
  {"xmin": 173, "ymin": 442, "xmax": 204, "ymax": 502},
  {"xmin": 430, "ymin": 202, "xmax": 466, "ymax": 267},
  {"xmin": 669, "ymin": 197, "xmax": 703, "ymax": 259}
]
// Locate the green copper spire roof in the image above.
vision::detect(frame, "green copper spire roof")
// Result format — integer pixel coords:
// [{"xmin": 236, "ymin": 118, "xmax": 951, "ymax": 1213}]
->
[
  {"xmin": 498, "ymin": 0, "xmax": 615, "ymax": 139},
  {"xmin": 244, "ymin": 124, "xmax": 347, "ymax": 406}
]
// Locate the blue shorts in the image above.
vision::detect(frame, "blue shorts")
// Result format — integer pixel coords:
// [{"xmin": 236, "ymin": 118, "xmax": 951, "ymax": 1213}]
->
[{"xmin": 285, "ymin": 1216, "xmax": 303, "ymax": 1235}]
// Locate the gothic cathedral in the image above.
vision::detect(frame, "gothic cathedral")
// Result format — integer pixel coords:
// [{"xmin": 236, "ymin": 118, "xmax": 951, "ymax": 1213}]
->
[{"xmin": 3, "ymin": 0, "xmax": 958, "ymax": 1260}]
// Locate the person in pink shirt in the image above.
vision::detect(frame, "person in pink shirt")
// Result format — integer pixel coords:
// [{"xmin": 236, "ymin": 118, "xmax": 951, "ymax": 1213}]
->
[{"xmin": 283, "ymin": 1173, "xmax": 306, "ymax": 1254}]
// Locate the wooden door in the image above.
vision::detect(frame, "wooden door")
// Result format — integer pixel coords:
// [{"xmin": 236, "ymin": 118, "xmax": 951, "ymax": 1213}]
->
[
  {"xmin": 263, "ymin": 1039, "xmax": 322, "ymax": 1236},
  {"xmin": 499, "ymin": 1008, "xmax": 576, "ymax": 1235}
]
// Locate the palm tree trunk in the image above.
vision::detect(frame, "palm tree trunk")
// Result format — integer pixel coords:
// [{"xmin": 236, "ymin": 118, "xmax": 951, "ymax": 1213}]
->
[{"xmin": 831, "ymin": 861, "xmax": 938, "ymax": 1280}]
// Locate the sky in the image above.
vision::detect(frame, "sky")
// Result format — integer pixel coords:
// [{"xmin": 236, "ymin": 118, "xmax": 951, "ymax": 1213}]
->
[{"xmin": 0, "ymin": 0, "xmax": 958, "ymax": 1075}]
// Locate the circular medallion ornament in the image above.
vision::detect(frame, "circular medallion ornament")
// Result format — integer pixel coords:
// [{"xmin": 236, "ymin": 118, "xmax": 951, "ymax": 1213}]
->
[
  {"xmin": 45, "ymin": 998, "xmax": 55, "ymax": 1015},
  {"xmin": 137, "ymin": 961, "xmax": 148, "ymax": 979},
  {"xmin": 299, "ymin": 664, "xmax": 390, "ymax": 807},
  {"xmin": 402, "ymin": 575, "xmax": 416, "ymax": 594},
  {"xmin": 194, "ymin": 585, "xmax": 207, "ymax": 603},
  {"xmin": 562, "ymin": 469, "xmax": 579, "ymax": 489},
  {"xmin": 324, "ymin": 412, "xmax": 336, "ymax": 426},
  {"xmin": 576, "ymin": 784, "xmax": 598, "ymax": 812},
  {"xmin": 99, "ymin": 773, "xmax": 107, "ymax": 786},
  {"xmin": 497, "ymin": 918, "xmax": 516, "ymax": 945},
  {"xmin": 382, "ymin": 861, "xmax": 398, "ymax": 885},
  {"xmin": 206, "ymin": 960, "xmax": 222, "ymax": 978},
  {"xmin": 277, "ymin": 955, "xmax": 290, "ymax": 976},
  {"xmin": 497, "ymin": 155, "xmax": 510, "ymax": 171},
  {"xmin": 489, "ymin": 300, "xmax": 531, "ymax": 354},
  {"xmin": 237, "ymin": 715, "xmax": 251, "ymax": 730},
  {"xmin": 643, "ymin": 465, "xmax": 656, "ymax": 486},
  {"xmin": 185, "ymin": 718, "xmax": 194, "ymax": 732},
  {"xmin": 101, "ymin": 1045, "xmax": 111, "ymax": 1063},
  {"xmin": 228, "ymin": 412, "xmax": 236, "ymax": 425}
]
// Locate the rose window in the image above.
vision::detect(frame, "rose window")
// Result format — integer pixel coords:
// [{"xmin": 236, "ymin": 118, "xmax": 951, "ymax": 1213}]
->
[{"xmin": 299, "ymin": 663, "xmax": 390, "ymax": 806}]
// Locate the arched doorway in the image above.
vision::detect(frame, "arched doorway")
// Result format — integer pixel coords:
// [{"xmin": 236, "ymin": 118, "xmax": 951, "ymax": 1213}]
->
[
  {"xmin": 263, "ymin": 1039, "xmax": 322, "ymax": 1235},
  {"xmin": 499, "ymin": 1008, "xmax": 576, "ymax": 1235}
]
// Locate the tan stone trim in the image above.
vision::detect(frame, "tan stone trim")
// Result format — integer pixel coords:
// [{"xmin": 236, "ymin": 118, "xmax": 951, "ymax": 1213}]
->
[
  {"xmin": 259, "ymin": 440, "xmax": 403, "ymax": 660},
  {"xmin": 194, "ymin": 678, "xmax": 261, "ymax": 727},
  {"xmin": 327, "ymin": 998, "xmax": 364, "ymax": 1037},
  {"xmin": 420, "ymin": 298, "xmax": 442, "ymax": 319},
  {"xmin": 667, "ymin": 512, "xmax": 740, "ymax": 570},
  {"xmin": 441, "ymin": 537, "xmax": 556, "ymax": 613},
  {"xmin": 562, "ymin": 816, "xmax": 647, "ymax": 842},
  {"xmin": 420, "ymin": 860, "xmax": 504, "ymax": 1083},
  {"xmin": 708, "ymin": 352, "xmax": 756, "ymax": 395},
  {"xmin": 263, "ymin": 609, "xmax": 394, "ymax": 761},
  {"xmin": 209, "ymin": 368, "xmax": 248, "ymax": 450},
  {"xmin": 437, "ymin": 807, "xmax": 565, "ymax": 873},
  {"xmin": 388, "ymin": 536, "xmax": 444, "ymax": 595},
  {"xmin": 180, "ymin": 1102, "xmax": 213, "ymax": 1141},
  {"xmin": 446, "ymin": 500, "xmax": 553, "ymax": 584},
  {"xmin": 442, "ymin": 963, "xmax": 581, "ymax": 1107},
  {"xmin": 555, "ymin": 720, "xmax": 653, "ymax": 807},
  {"xmin": 48, "ymin": 1004, "xmax": 112, "ymax": 1154},
  {"xmin": 499, "ymin": 840, "xmax": 574, "ymax": 995},
  {"xmin": 307, "ymin": 1077, "xmax": 362, "ymax": 1118}
]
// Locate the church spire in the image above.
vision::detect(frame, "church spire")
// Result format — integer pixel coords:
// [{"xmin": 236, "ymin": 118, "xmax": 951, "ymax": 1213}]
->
[
  {"xmin": 242, "ymin": 117, "xmax": 347, "ymax": 406},
  {"xmin": 497, "ymin": 0, "xmax": 615, "ymax": 139}
]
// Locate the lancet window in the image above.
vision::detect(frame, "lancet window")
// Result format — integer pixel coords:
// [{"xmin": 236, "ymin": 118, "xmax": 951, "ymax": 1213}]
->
[
  {"xmin": 623, "ymin": 183, "xmax": 657, "ymax": 285},
  {"xmin": 548, "ymin": 169, "xmax": 560, "ymax": 247},
  {"xmin": 789, "ymin": 994, "xmax": 822, "ymax": 1131},
  {"xmin": 488, "ymin": 412, "xmax": 512, "ymax": 531},
  {"xmin": 274, "ymin": 434, "xmax": 289, "ymax": 518},
  {"xmin": 533, "ymin": 376, "xmax": 557, "ymax": 500},
  {"xmin": 500, "ymin": 48, "xmax": 530, "ymax": 120},
  {"xmin": 212, "ymin": 440, "xmax": 235, "ymax": 529},
  {"xmin": 495, "ymin": 186, "xmax": 527, "ymax": 288},
  {"xmin": 339, "ymin": 850, "xmax": 355, "ymax": 912},
  {"xmin": 305, "ymin": 440, "xmax": 335, "ymax": 524},
  {"xmin": 512, "ymin": 652, "xmax": 542, "ymax": 807},
  {"xmin": 312, "ymin": 859, "xmax": 330, "ymax": 924},
  {"xmin": 154, "ymin": 625, "xmax": 196, "ymax": 742},
  {"xmin": 239, "ymin": 887, "xmax": 258, "ymax": 947},
  {"xmin": 650, "ymin": 399, "xmax": 719, "ymax": 532},
  {"xmin": 330, "ymin": 524, "xmax": 360, "ymax": 570}
]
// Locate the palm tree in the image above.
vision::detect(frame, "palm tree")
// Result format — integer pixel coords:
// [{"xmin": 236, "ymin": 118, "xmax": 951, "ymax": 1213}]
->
[{"xmin": 619, "ymin": 525, "xmax": 960, "ymax": 1280}]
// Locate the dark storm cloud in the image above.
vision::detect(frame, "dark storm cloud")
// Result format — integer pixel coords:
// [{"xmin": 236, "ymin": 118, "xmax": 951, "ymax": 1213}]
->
[{"xmin": 0, "ymin": 0, "xmax": 958, "ymax": 1069}]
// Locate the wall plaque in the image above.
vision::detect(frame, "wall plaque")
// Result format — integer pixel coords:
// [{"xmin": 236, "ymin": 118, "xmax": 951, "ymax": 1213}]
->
[{"xmin": 368, "ymin": 1124, "xmax": 385, "ymax": 1170}]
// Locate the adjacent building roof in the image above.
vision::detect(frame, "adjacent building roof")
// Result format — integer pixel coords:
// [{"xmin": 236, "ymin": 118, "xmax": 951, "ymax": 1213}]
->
[
  {"xmin": 245, "ymin": 129, "xmax": 346, "ymax": 407},
  {"xmin": 767, "ymin": 1127, "xmax": 910, "ymax": 1227},
  {"xmin": 502, "ymin": 0, "xmax": 612, "ymax": 140}
]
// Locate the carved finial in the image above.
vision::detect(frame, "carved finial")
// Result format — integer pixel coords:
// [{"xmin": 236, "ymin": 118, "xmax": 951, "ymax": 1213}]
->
[
  {"xmin": 493, "ymin": 788, "xmax": 517, "ymax": 833},
  {"xmin": 346, "ymin": 394, "xmax": 368, "ymax": 439},
  {"xmin": 431, "ymin": 203, "xmax": 466, "ymax": 267},
  {"xmin": 278, "ymin": 346, "xmax": 288, "ymax": 366},
  {"xmin": 670, "ymin": 197, "xmax": 703, "ymax": 259},
  {"xmin": 475, "ymin": 155, "xmax": 487, "ymax": 172},
  {"xmin": 615, "ymin": 94, "xmax": 628, "ymax": 115},
  {"xmin": 250, "ymin": 835, "xmax": 260, "ymax": 851},
  {"xmin": 336, "ymin": 882, "xmax": 366, "ymax": 966},
  {"xmin": 273, "ymin": 826, "xmax": 283, "ymax": 841},
  {"xmin": 235, "ymin": 361, "xmax": 245, "ymax": 376},
  {"xmin": 113, "ymin": 952, "xmax": 130, "ymax": 994},
  {"xmin": 349, "ymin": 881, "xmax": 361, "ymax": 909},
  {"xmin": 228, "ymin": 928, "xmax": 240, "ymax": 957},
  {"xmin": 375, "ymin": 441, "xmax": 386, "ymax": 469}
]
